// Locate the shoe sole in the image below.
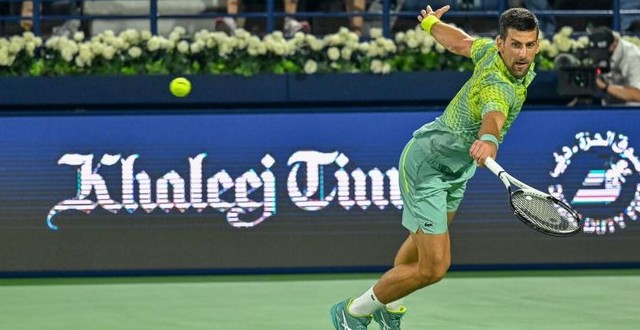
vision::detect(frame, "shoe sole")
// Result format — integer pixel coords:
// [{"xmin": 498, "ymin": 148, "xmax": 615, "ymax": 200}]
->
[{"xmin": 330, "ymin": 303, "xmax": 341, "ymax": 329}]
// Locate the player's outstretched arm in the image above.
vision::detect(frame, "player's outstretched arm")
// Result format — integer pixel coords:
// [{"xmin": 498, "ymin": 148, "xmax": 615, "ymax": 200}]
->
[
  {"xmin": 469, "ymin": 111, "xmax": 506, "ymax": 166},
  {"xmin": 417, "ymin": 5, "xmax": 475, "ymax": 58}
]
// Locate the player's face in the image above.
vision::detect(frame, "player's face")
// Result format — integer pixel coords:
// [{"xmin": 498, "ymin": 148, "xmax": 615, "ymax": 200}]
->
[{"xmin": 497, "ymin": 28, "xmax": 539, "ymax": 79}]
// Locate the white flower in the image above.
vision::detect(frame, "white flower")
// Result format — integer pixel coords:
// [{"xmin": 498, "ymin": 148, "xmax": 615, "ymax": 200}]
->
[
  {"xmin": 9, "ymin": 39, "xmax": 23, "ymax": 54},
  {"xmin": 435, "ymin": 42, "xmax": 446, "ymax": 54},
  {"xmin": 61, "ymin": 48, "xmax": 75, "ymax": 62},
  {"xmin": 327, "ymin": 46, "xmax": 340, "ymax": 61},
  {"xmin": 308, "ymin": 38, "xmax": 324, "ymax": 52},
  {"xmin": 120, "ymin": 29, "xmax": 140, "ymax": 43},
  {"xmin": 269, "ymin": 31, "xmax": 285, "ymax": 41},
  {"xmin": 101, "ymin": 45, "xmax": 116, "ymax": 60},
  {"xmin": 45, "ymin": 36, "xmax": 60, "ymax": 49},
  {"xmin": 370, "ymin": 28, "xmax": 383, "ymax": 39},
  {"xmin": 235, "ymin": 28, "xmax": 251, "ymax": 40},
  {"xmin": 381, "ymin": 62, "xmax": 391, "ymax": 74},
  {"xmin": 271, "ymin": 42, "xmax": 286, "ymax": 56},
  {"xmin": 111, "ymin": 36, "xmax": 127, "ymax": 50},
  {"xmin": 25, "ymin": 42, "xmax": 37, "ymax": 56},
  {"xmin": 346, "ymin": 32, "xmax": 359, "ymax": 44},
  {"xmin": 90, "ymin": 41, "xmax": 104, "ymax": 55},
  {"xmin": 558, "ymin": 26, "xmax": 573, "ymax": 38},
  {"xmin": 341, "ymin": 47, "xmax": 353, "ymax": 60},
  {"xmin": 556, "ymin": 37, "xmax": 572, "ymax": 52},
  {"xmin": 358, "ymin": 41, "xmax": 370, "ymax": 53},
  {"xmin": 177, "ymin": 40, "xmax": 190, "ymax": 54},
  {"xmin": 140, "ymin": 30, "xmax": 152, "ymax": 41},
  {"xmin": 147, "ymin": 37, "xmax": 161, "ymax": 52},
  {"xmin": 127, "ymin": 46, "xmax": 142, "ymax": 58},
  {"xmin": 576, "ymin": 36, "xmax": 589, "ymax": 48},
  {"xmin": 175, "ymin": 26, "xmax": 187, "ymax": 35},
  {"xmin": 219, "ymin": 43, "xmax": 233, "ymax": 56},
  {"xmin": 377, "ymin": 38, "xmax": 396, "ymax": 54},
  {"xmin": 293, "ymin": 31, "xmax": 306, "ymax": 44},
  {"xmin": 22, "ymin": 31, "xmax": 35, "ymax": 41},
  {"xmin": 74, "ymin": 56, "xmax": 85, "ymax": 68},
  {"xmin": 73, "ymin": 31, "xmax": 85, "ymax": 42},
  {"xmin": 78, "ymin": 44, "xmax": 94, "ymax": 63},
  {"xmin": 304, "ymin": 59, "xmax": 318, "ymax": 74},
  {"xmin": 0, "ymin": 48, "xmax": 10, "ymax": 66},
  {"xmin": 326, "ymin": 34, "xmax": 341, "ymax": 46},
  {"xmin": 366, "ymin": 43, "xmax": 380, "ymax": 57},
  {"xmin": 370, "ymin": 59, "xmax": 382, "ymax": 73},
  {"xmin": 169, "ymin": 31, "xmax": 182, "ymax": 42},
  {"xmin": 407, "ymin": 38, "xmax": 419, "ymax": 49},
  {"xmin": 190, "ymin": 41, "xmax": 203, "ymax": 54},
  {"xmin": 538, "ymin": 39, "xmax": 551, "ymax": 53}
]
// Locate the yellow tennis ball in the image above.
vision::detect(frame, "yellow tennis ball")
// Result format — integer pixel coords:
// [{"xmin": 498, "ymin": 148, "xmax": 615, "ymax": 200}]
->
[{"xmin": 170, "ymin": 77, "xmax": 191, "ymax": 97}]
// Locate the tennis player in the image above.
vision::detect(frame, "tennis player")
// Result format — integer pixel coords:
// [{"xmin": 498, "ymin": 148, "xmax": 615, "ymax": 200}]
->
[{"xmin": 331, "ymin": 5, "xmax": 540, "ymax": 329}]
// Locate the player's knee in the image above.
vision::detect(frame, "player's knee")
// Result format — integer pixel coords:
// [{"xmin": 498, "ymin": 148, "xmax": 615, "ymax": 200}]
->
[{"xmin": 415, "ymin": 257, "xmax": 450, "ymax": 287}]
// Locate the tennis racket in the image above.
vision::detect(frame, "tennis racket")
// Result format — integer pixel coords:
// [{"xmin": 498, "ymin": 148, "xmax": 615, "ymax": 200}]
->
[{"xmin": 484, "ymin": 157, "xmax": 582, "ymax": 236}]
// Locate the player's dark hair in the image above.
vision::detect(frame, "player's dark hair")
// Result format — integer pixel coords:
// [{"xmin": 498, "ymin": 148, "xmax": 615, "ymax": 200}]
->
[{"xmin": 499, "ymin": 8, "xmax": 539, "ymax": 40}]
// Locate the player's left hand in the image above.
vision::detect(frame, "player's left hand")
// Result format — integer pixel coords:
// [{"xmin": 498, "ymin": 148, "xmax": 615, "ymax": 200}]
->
[
  {"xmin": 418, "ymin": 5, "xmax": 450, "ymax": 22},
  {"xmin": 469, "ymin": 140, "xmax": 497, "ymax": 167}
]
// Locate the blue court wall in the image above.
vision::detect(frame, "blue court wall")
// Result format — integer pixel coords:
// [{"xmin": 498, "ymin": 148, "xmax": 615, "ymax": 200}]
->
[
  {"xmin": 0, "ymin": 71, "xmax": 562, "ymax": 109},
  {"xmin": 1, "ymin": 72, "xmax": 638, "ymax": 277}
]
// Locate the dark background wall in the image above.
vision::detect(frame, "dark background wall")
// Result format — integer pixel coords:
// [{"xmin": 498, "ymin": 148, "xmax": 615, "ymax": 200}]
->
[{"xmin": 1, "ymin": 73, "xmax": 639, "ymax": 277}]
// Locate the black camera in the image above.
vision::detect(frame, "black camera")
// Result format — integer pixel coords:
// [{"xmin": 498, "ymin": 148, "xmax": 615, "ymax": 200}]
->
[{"xmin": 556, "ymin": 27, "xmax": 614, "ymax": 97}]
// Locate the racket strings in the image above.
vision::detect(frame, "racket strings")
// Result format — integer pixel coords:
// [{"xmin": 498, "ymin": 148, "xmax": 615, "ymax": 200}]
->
[{"xmin": 511, "ymin": 192, "xmax": 580, "ymax": 234}]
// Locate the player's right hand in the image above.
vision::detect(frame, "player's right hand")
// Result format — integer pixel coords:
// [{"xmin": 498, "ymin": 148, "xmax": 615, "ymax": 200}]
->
[{"xmin": 469, "ymin": 139, "xmax": 497, "ymax": 167}]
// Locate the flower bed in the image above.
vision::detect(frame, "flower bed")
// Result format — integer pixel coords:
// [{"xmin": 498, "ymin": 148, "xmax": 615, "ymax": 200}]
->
[{"xmin": 1, "ymin": 25, "xmax": 639, "ymax": 77}]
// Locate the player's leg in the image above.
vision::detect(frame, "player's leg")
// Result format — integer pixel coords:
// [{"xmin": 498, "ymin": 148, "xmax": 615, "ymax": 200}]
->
[
  {"xmin": 381, "ymin": 210, "xmax": 455, "ymax": 311},
  {"xmin": 392, "ymin": 211, "xmax": 455, "ymax": 267},
  {"xmin": 368, "ymin": 142, "xmax": 453, "ymax": 304},
  {"xmin": 369, "ymin": 228, "xmax": 450, "ymax": 330},
  {"xmin": 373, "ymin": 229, "xmax": 450, "ymax": 303},
  {"xmin": 331, "ymin": 139, "xmax": 452, "ymax": 330}
]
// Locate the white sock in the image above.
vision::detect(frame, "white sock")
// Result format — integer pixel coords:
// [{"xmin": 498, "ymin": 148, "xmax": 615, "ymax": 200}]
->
[
  {"xmin": 386, "ymin": 298, "xmax": 405, "ymax": 312},
  {"xmin": 348, "ymin": 286, "xmax": 384, "ymax": 317}
]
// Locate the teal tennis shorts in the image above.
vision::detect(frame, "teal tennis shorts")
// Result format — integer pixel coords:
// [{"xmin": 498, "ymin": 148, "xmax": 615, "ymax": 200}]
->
[{"xmin": 398, "ymin": 135, "xmax": 476, "ymax": 234}]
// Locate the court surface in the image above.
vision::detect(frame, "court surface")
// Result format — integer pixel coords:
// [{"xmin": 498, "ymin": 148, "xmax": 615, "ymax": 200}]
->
[{"xmin": 1, "ymin": 269, "xmax": 639, "ymax": 329}]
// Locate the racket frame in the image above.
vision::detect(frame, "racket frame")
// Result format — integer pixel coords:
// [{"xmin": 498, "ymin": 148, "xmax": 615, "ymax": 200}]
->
[{"xmin": 484, "ymin": 157, "xmax": 581, "ymax": 236}]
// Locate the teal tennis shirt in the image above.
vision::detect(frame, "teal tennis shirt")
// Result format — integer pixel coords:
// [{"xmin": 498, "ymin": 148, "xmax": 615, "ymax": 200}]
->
[
  {"xmin": 439, "ymin": 37, "xmax": 537, "ymax": 143},
  {"xmin": 412, "ymin": 37, "xmax": 536, "ymax": 174}
]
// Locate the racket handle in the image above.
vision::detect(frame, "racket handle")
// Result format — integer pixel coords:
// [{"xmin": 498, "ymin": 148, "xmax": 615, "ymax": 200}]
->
[{"xmin": 483, "ymin": 157, "xmax": 505, "ymax": 177}]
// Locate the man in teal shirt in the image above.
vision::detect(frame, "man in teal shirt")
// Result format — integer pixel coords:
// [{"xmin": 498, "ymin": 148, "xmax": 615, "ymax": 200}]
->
[{"xmin": 331, "ymin": 5, "xmax": 540, "ymax": 330}]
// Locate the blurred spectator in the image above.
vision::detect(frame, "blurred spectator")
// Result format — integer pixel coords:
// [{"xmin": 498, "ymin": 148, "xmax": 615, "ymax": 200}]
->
[
  {"xmin": 20, "ymin": 1, "xmax": 36, "ymax": 31},
  {"xmin": 17, "ymin": 1, "xmax": 81, "ymax": 37},
  {"xmin": 345, "ymin": 0, "xmax": 365, "ymax": 35},
  {"xmin": 589, "ymin": 26, "xmax": 640, "ymax": 105},
  {"xmin": 216, "ymin": 0, "xmax": 310, "ymax": 37},
  {"xmin": 553, "ymin": 0, "xmax": 609, "ymax": 31},
  {"xmin": 509, "ymin": 0, "xmax": 556, "ymax": 38},
  {"xmin": 621, "ymin": 1, "xmax": 640, "ymax": 33},
  {"xmin": 362, "ymin": 0, "xmax": 412, "ymax": 36}
]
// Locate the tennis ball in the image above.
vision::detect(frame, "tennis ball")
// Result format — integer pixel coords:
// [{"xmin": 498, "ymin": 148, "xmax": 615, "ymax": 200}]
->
[{"xmin": 170, "ymin": 77, "xmax": 191, "ymax": 97}]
